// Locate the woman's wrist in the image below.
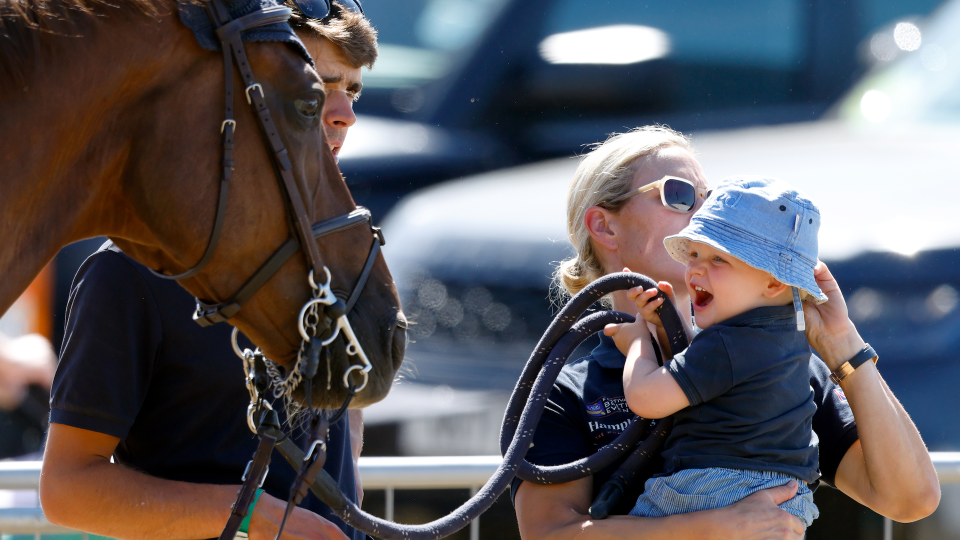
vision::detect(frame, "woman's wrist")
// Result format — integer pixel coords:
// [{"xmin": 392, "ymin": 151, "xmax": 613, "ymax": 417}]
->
[{"xmin": 817, "ymin": 321, "xmax": 865, "ymax": 371}]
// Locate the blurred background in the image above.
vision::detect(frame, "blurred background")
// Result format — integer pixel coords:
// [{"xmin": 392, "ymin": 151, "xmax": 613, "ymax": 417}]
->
[{"xmin": 3, "ymin": 0, "xmax": 959, "ymax": 538}]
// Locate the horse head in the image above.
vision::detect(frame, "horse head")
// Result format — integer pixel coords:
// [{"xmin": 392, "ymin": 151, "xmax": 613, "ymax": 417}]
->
[{"xmin": 0, "ymin": 0, "xmax": 404, "ymax": 408}]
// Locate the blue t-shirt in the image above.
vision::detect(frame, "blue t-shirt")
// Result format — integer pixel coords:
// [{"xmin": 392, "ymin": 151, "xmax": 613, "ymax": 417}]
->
[
  {"xmin": 50, "ymin": 245, "xmax": 363, "ymax": 540},
  {"xmin": 664, "ymin": 305, "xmax": 819, "ymax": 483},
  {"xmin": 511, "ymin": 326, "xmax": 858, "ymax": 516}
]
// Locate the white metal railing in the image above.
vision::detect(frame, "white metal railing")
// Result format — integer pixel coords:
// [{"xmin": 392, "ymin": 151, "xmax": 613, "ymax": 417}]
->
[{"xmin": 1, "ymin": 453, "xmax": 958, "ymax": 538}]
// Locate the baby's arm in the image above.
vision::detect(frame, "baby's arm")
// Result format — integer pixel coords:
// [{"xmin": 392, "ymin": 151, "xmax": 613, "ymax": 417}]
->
[
  {"xmin": 603, "ymin": 322, "xmax": 689, "ymax": 419},
  {"xmin": 629, "ymin": 282, "xmax": 694, "ymax": 358}
]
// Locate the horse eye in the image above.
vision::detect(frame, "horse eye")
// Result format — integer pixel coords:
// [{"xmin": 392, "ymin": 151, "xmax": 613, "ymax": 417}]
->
[{"xmin": 295, "ymin": 99, "xmax": 320, "ymax": 118}]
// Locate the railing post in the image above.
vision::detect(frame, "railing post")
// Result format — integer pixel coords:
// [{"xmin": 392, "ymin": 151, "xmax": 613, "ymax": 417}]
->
[
  {"xmin": 883, "ymin": 516, "xmax": 892, "ymax": 540},
  {"xmin": 385, "ymin": 486, "xmax": 395, "ymax": 522},
  {"xmin": 469, "ymin": 486, "xmax": 479, "ymax": 540}
]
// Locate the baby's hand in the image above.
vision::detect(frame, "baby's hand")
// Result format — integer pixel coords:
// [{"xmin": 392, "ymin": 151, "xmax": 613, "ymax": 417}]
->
[
  {"xmin": 603, "ymin": 319, "xmax": 654, "ymax": 359},
  {"xmin": 628, "ymin": 281, "xmax": 677, "ymax": 332}
]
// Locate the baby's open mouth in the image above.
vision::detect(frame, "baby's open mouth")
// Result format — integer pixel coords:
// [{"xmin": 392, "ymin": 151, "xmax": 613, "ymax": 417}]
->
[{"xmin": 693, "ymin": 285, "xmax": 713, "ymax": 309}]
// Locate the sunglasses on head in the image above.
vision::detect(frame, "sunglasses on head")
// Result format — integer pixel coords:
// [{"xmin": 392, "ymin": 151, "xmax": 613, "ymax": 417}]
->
[
  {"xmin": 291, "ymin": 0, "xmax": 363, "ymax": 21},
  {"xmin": 608, "ymin": 176, "xmax": 711, "ymax": 214}
]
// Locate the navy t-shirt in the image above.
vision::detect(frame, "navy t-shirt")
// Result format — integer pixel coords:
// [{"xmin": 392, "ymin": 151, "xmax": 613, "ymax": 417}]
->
[
  {"xmin": 50, "ymin": 245, "xmax": 363, "ymax": 540},
  {"xmin": 664, "ymin": 305, "xmax": 819, "ymax": 483},
  {"xmin": 511, "ymin": 331, "xmax": 858, "ymax": 516}
]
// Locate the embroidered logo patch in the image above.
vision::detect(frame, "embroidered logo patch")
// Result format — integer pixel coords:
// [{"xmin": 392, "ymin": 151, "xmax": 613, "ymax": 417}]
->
[
  {"xmin": 833, "ymin": 388, "xmax": 847, "ymax": 402},
  {"xmin": 585, "ymin": 396, "xmax": 630, "ymax": 417},
  {"xmin": 585, "ymin": 399, "xmax": 606, "ymax": 417}
]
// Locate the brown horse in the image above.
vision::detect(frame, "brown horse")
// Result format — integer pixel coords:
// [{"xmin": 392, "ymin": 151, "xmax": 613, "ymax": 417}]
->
[{"xmin": 0, "ymin": 0, "xmax": 404, "ymax": 408}]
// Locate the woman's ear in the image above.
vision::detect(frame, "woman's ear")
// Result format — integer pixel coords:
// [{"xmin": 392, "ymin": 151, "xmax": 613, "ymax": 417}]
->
[
  {"xmin": 585, "ymin": 206, "xmax": 619, "ymax": 251},
  {"xmin": 763, "ymin": 277, "xmax": 790, "ymax": 299}
]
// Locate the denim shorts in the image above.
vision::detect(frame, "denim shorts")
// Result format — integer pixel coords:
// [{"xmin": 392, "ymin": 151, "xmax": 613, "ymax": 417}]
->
[{"xmin": 629, "ymin": 467, "xmax": 819, "ymax": 528}]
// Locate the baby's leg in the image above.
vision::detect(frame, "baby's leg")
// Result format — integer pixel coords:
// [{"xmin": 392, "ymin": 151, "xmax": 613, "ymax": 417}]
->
[{"xmin": 630, "ymin": 468, "xmax": 818, "ymax": 528}]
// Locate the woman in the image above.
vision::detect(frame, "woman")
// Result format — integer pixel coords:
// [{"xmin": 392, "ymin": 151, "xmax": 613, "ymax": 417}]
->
[{"xmin": 512, "ymin": 126, "xmax": 940, "ymax": 539}]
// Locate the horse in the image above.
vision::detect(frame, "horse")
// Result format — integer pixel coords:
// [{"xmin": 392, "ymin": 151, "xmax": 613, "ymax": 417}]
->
[{"xmin": 0, "ymin": 0, "xmax": 404, "ymax": 408}]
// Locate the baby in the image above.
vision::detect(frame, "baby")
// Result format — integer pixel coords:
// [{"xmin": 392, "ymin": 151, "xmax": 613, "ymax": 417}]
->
[{"xmin": 604, "ymin": 177, "xmax": 826, "ymax": 528}]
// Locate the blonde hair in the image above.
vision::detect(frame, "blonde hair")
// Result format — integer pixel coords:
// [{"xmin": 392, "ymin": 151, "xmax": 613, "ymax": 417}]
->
[{"xmin": 554, "ymin": 126, "xmax": 695, "ymax": 301}]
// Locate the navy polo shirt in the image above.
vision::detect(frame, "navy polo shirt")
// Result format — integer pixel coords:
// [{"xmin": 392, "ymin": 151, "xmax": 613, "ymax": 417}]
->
[
  {"xmin": 511, "ymin": 326, "xmax": 858, "ymax": 516},
  {"xmin": 51, "ymin": 245, "xmax": 363, "ymax": 540},
  {"xmin": 664, "ymin": 305, "xmax": 818, "ymax": 483}
]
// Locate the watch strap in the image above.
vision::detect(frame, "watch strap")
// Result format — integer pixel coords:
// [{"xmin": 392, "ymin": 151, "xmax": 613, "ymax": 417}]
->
[
  {"xmin": 848, "ymin": 343, "xmax": 878, "ymax": 370},
  {"xmin": 830, "ymin": 343, "xmax": 878, "ymax": 385}
]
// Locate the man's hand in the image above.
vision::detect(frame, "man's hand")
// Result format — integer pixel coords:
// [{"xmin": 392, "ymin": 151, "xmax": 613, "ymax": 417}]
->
[{"xmin": 249, "ymin": 493, "xmax": 350, "ymax": 540}]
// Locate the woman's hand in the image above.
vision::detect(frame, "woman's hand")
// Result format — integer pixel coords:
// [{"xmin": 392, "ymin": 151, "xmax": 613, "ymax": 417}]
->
[
  {"xmin": 705, "ymin": 481, "xmax": 806, "ymax": 540},
  {"xmin": 802, "ymin": 261, "xmax": 865, "ymax": 370}
]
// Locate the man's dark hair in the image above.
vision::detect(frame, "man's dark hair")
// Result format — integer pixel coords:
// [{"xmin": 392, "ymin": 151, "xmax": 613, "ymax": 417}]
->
[{"xmin": 286, "ymin": 1, "xmax": 378, "ymax": 69}]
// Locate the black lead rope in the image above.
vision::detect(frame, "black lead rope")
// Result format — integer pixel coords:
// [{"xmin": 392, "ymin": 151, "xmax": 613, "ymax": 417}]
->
[{"xmin": 228, "ymin": 272, "xmax": 688, "ymax": 540}]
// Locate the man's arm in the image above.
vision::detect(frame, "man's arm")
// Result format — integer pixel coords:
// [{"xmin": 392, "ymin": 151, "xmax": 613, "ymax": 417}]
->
[
  {"xmin": 515, "ymin": 476, "xmax": 805, "ymax": 540},
  {"xmin": 804, "ymin": 262, "xmax": 939, "ymax": 522},
  {"xmin": 40, "ymin": 423, "xmax": 349, "ymax": 540},
  {"xmin": 349, "ymin": 409, "xmax": 363, "ymax": 506}
]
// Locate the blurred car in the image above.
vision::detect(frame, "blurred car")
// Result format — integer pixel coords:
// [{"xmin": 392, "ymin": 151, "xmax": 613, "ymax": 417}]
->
[{"xmin": 341, "ymin": 0, "xmax": 947, "ymax": 218}]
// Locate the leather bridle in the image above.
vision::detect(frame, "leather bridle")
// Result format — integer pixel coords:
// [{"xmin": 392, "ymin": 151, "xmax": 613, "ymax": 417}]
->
[
  {"xmin": 147, "ymin": 3, "xmax": 386, "ymax": 535},
  {"xmin": 149, "ymin": 0, "xmax": 382, "ymax": 364}
]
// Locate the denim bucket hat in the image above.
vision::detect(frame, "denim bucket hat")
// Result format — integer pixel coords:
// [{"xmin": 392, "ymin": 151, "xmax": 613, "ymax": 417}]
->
[{"xmin": 664, "ymin": 176, "xmax": 828, "ymax": 306}]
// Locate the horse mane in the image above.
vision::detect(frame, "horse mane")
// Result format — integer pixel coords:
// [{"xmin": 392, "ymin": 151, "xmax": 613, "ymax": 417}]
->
[{"xmin": 0, "ymin": 0, "xmax": 166, "ymax": 93}]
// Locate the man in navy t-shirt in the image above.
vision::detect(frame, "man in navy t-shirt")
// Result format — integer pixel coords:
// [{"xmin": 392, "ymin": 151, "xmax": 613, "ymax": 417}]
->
[{"xmin": 39, "ymin": 5, "xmax": 379, "ymax": 538}]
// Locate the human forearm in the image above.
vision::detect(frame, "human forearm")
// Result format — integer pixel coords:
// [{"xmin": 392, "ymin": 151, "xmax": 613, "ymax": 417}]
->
[
  {"xmin": 516, "ymin": 480, "xmax": 698, "ymax": 540},
  {"xmin": 834, "ymin": 361, "xmax": 940, "ymax": 521},
  {"xmin": 623, "ymin": 350, "xmax": 687, "ymax": 419},
  {"xmin": 516, "ymin": 480, "xmax": 804, "ymax": 540},
  {"xmin": 805, "ymin": 262, "xmax": 939, "ymax": 520},
  {"xmin": 524, "ymin": 511, "xmax": 716, "ymax": 540},
  {"xmin": 41, "ymin": 455, "xmax": 237, "ymax": 539}
]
